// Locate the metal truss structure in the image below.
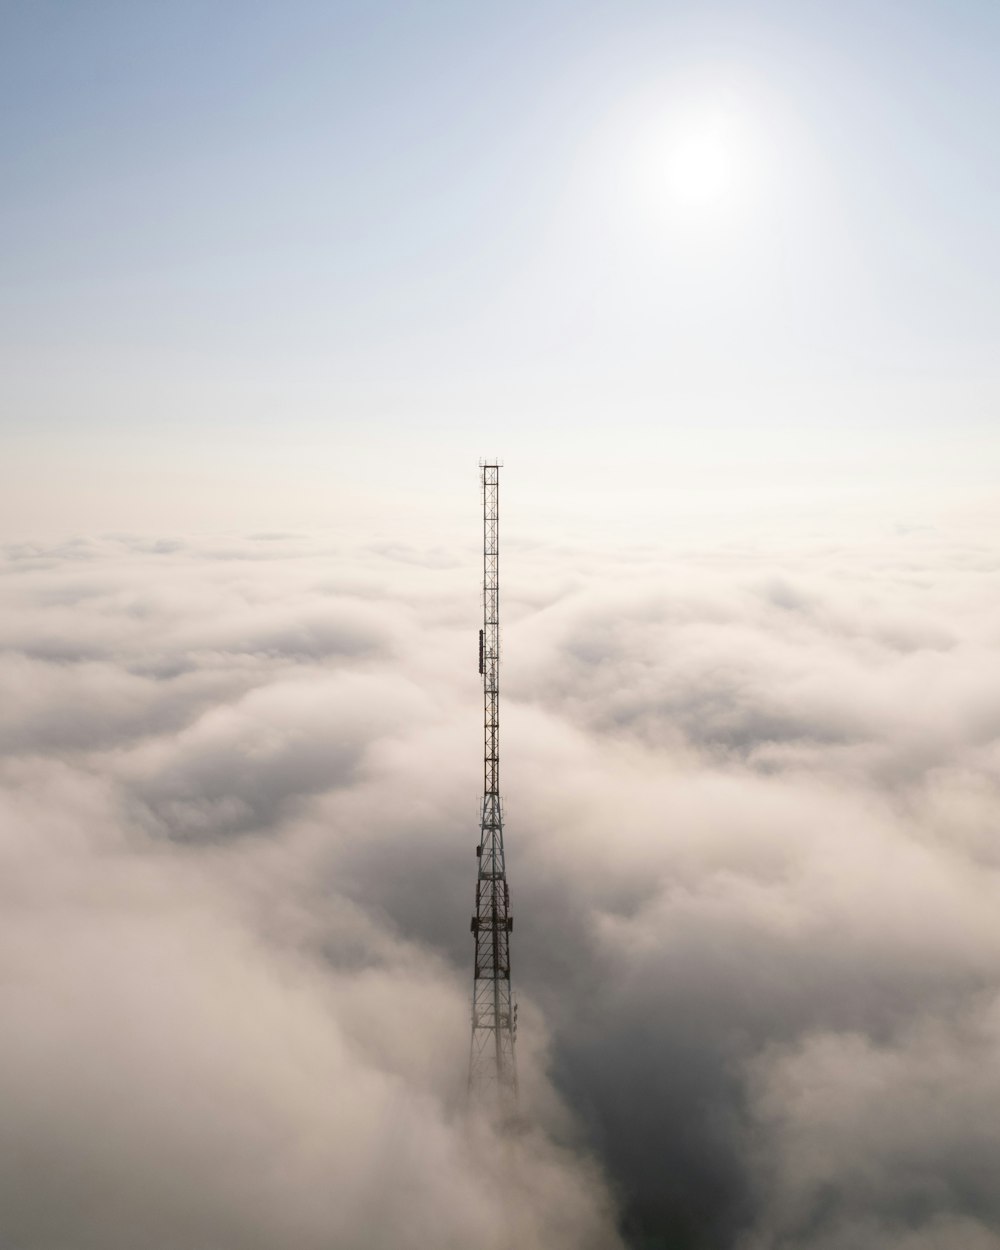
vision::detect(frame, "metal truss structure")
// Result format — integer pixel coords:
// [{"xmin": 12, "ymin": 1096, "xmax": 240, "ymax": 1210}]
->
[{"xmin": 468, "ymin": 461, "xmax": 518, "ymax": 1118}]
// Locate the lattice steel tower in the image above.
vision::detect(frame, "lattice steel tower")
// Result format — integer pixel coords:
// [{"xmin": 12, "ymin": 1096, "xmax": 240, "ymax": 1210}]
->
[{"xmin": 468, "ymin": 461, "xmax": 518, "ymax": 1117}]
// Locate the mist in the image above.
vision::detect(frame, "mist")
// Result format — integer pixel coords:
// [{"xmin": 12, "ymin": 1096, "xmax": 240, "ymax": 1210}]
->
[{"xmin": 2, "ymin": 518, "xmax": 999, "ymax": 1247}]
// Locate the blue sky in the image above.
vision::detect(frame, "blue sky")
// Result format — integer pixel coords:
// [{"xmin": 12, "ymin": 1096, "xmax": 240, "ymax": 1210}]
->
[{"xmin": 2, "ymin": 0, "xmax": 998, "ymax": 534}]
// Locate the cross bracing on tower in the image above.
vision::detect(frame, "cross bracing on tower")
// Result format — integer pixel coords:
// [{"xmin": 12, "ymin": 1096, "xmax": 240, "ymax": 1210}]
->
[{"xmin": 468, "ymin": 461, "xmax": 518, "ymax": 1117}]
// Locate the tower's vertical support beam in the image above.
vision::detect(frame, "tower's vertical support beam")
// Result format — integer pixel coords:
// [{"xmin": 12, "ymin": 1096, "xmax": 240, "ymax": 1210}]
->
[{"xmin": 468, "ymin": 462, "xmax": 518, "ymax": 1117}]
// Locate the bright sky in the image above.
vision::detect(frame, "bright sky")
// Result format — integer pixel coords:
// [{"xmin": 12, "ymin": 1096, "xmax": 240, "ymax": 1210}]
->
[{"xmin": 2, "ymin": 0, "xmax": 998, "ymax": 537}]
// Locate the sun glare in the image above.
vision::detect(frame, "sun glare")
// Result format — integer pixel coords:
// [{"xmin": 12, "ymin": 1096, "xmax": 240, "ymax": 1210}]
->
[
  {"xmin": 624, "ymin": 97, "xmax": 764, "ymax": 225},
  {"xmin": 667, "ymin": 122, "xmax": 734, "ymax": 206}
]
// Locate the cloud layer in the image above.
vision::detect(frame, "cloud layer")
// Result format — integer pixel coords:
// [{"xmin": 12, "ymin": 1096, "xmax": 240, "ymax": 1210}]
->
[{"xmin": 3, "ymin": 523, "xmax": 1000, "ymax": 1248}]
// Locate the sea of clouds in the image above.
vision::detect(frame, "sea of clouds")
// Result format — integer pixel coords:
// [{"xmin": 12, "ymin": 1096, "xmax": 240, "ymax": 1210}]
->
[{"xmin": 3, "ymin": 520, "xmax": 1000, "ymax": 1249}]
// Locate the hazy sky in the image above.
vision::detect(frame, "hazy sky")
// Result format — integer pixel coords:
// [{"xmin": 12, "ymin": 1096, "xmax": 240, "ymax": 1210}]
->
[{"xmin": 2, "ymin": 0, "xmax": 999, "ymax": 533}]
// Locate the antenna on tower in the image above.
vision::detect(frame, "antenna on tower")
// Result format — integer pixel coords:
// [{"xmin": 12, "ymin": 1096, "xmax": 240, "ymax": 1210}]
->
[{"xmin": 468, "ymin": 461, "xmax": 518, "ymax": 1118}]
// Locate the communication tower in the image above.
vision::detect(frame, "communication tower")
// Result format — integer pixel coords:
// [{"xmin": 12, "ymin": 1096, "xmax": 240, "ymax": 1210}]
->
[{"xmin": 468, "ymin": 461, "xmax": 518, "ymax": 1117}]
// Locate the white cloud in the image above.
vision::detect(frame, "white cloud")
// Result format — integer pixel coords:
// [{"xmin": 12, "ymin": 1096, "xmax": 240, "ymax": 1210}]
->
[{"xmin": 3, "ymin": 524, "xmax": 1000, "ymax": 1246}]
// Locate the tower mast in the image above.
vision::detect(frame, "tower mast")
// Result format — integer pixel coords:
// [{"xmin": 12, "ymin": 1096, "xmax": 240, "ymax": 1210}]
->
[{"xmin": 468, "ymin": 461, "xmax": 518, "ymax": 1116}]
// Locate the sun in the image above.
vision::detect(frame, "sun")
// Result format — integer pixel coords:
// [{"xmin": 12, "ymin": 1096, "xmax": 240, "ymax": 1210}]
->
[
  {"xmin": 665, "ymin": 116, "xmax": 738, "ymax": 208},
  {"xmin": 619, "ymin": 91, "xmax": 768, "ymax": 232}
]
